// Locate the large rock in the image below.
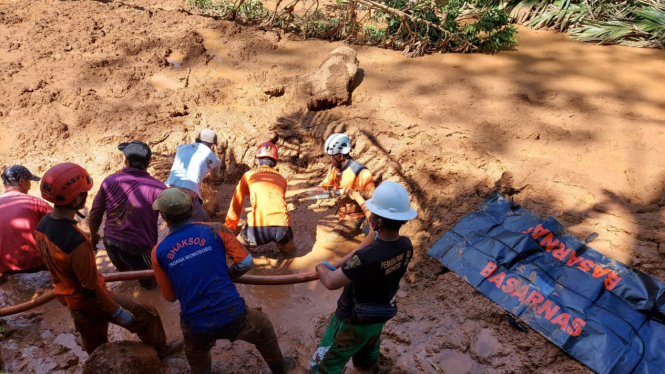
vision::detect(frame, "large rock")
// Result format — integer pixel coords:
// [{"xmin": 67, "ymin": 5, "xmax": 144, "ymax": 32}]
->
[
  {"xmin": 83, "ymin": 341, "xmax": 163, "ymax": 374},
  {"xmin": 302, "ymin": 46, "xmax": 359, "ymax": 111}
]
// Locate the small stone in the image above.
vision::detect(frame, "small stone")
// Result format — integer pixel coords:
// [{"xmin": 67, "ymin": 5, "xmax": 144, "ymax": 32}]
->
[
  {"xmin": 65, "ymin": 46, "xmax": 72, "ymax": 52},
  {"xmin": 263, "ymin": 85, "xmax": 285, "ymax": 97},
  {"xmin": 83, "ymin": 341, "xmax": 162, "ymax": 374}
]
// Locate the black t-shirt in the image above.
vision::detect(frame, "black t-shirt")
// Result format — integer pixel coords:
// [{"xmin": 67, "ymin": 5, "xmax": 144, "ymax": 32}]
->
[{"xmin": 336, "ymin": 236, "xmax": 413, "ymax": 320}]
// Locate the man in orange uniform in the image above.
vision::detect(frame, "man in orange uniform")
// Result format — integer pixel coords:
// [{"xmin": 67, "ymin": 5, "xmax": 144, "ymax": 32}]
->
[
  {"xmin": 314, "ymin": 133, "xmax": 375, "ymax": 239},
  {"xmin": 224, "ymin": 142, "xmax": 296, "ymax": 255},
  {"xmin": 34, "ymin": 163, "xmax": 168, "ymax": 355}
]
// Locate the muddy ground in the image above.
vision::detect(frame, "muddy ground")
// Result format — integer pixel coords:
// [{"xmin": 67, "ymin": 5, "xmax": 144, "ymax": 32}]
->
[{"xmin": 1, "ymin": 0, "xmax": 665, "ymax": 373}]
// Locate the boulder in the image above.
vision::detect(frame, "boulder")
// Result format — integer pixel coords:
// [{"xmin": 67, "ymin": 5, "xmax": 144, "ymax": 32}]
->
[
  {"xmin": 83, "ymin": 341, "xmax": 163, "ymax": 374},
  {"xmin": 302, "ymin": 46, "xmax": 359, "ymax": 111}
]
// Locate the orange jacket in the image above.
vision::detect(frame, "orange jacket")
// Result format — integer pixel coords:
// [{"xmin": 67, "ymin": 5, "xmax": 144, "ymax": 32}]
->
[
  {"xmin": 34, "ymin": 214, "xmax": 119, "ymax": 314},
  {"xmin": 224, "ymin": 166, "xmax": 291, "ymax": 230},
  {"xmin": 320, "ymin": 159, "xmax": 375, "ymax": 221}
]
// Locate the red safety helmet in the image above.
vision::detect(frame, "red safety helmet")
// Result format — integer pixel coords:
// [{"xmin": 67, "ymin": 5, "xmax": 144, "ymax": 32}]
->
[
  {"xmin": 256, "ymin": 142, "xmax": 278, "ymax": 161},
  {"xmin": 40, "ymin": 163, "xmax": 93, "ymax": 205}
]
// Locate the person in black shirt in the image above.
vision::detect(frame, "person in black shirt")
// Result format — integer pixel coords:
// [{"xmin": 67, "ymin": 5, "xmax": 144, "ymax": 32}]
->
[{"xmin": 312, "ymin": 181, "xmax": 417, "ymax": 374}]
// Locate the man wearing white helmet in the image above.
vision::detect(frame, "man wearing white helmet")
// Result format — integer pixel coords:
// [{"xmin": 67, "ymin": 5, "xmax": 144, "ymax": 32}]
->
[
  {"xmin": 312, "ymin": 133, "xmax": 376, "ymax": 239},
  {"xmin": 165, "ymin": 129, "xmax": 222, "ymax": 222},
  {"xmin": 311, "ymin": 181, "xmax": 416, "ymax": 373}
]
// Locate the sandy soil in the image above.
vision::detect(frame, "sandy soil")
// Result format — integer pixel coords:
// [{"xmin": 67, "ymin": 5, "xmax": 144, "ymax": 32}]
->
[{"xmin": 1, "ymin": 0, "xmax": 665, "ymax": 373}]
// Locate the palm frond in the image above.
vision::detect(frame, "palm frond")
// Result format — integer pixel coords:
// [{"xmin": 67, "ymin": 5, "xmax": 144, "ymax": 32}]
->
[
  {"xmin": 485, "ymin": 0, "xmax": 665, "ymax": 48},
  {"xmin": 632, "ymin": 6, "xmax": 665, "ymax": 31},
  {"xmin": 526, "ymin": 4, "xmax": 588, "ymax": 31},
  {"xmin": 571, "ymin": 20, "xmax": 646, "ymax": 44}
]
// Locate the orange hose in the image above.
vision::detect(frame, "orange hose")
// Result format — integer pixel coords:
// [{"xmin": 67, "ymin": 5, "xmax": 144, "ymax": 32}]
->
[{"xmin": 0, "ymin": 270, "xmax": 319, "ymax": 317}]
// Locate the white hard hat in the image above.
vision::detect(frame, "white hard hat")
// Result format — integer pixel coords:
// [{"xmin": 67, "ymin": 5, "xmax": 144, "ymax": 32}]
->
[
  {"xmin": 324, "ymin": 133, "xmax": 351, "ymax": 155},
  {"xmin": 365, "ymin": 181, "xmax": 417, "ymax": 221}
]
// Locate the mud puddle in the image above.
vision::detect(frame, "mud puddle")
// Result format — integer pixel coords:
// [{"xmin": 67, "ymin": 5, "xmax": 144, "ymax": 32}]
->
[
  {"xmin": 198, "ymin": 28, "xmax": 251, "ymax": 84},
  {"xmin": 1, "ymin": 186, "xmax": 358, "ymax": 373},
  {"xmin": 53, "ymin": 333, "xmax": 87, "ymax": 362},
  {"xmin": 166, "ymin": 51, "xmax": 186, "ymax": 68},
  {"xmin": 150, "ymin": 74, "xmax": 184, "ymax": 90},
  {"xmin": 2, "ymin": 0, "xmax": 665, "ymax": 372},
  {"xmin": 199, "ymin": 29, "xmax": 227, "ymax": 63},
  {"xmin": 0, "ymin": 271, "xmax": 52, "ymax": 307}
]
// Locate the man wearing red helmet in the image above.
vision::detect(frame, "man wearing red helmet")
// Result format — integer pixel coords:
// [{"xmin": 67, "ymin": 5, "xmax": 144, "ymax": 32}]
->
[
  {"xmin": 34, "ymin": 163, "xmax": 168, "ymax": 355},
  {"xmin": 224, "ymin": 142, "xmax": 295, "ymax": 255}
]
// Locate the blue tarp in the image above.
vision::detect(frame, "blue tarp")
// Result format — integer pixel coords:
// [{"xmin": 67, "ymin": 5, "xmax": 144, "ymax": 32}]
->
[{"xmin": 427, "ymin": 193, "xmax": 665, "ymax": 374}]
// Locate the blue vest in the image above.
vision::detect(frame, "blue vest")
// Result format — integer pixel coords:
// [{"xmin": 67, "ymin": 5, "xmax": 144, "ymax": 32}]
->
[{"xmin": 155, "ymin": 223, "xmax": 245, "ymax": 333}]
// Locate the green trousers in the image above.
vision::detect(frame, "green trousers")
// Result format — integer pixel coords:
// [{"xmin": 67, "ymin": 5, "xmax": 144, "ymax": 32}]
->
[{"xmin": 311, "ymin": 314, "xmax": 385, "ymax": 374}]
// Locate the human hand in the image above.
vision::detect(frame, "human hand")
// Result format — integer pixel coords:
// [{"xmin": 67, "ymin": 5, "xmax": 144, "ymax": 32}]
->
[
  {"xmin": 112, "ymin": 307, "xmax": 135, "ymax": 327},
  {"xmin": 91, "ymin": 233, "xmax": 101, "ymax": 249},
  {"xmin": 213, "ymin": 174, "xmax": 225, "ymax": 185},
  {"xmin": 347, "ymin": 189, "xmax": 363, "ymax": 202},
  {"xmin": 316, "ymin": 261, "xmax": 336, "ymax": 273}
]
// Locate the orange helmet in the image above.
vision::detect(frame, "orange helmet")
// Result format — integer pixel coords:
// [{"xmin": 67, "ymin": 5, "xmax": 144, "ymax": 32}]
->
[
  {"xmin": 40, "ymin": 163, "xmax": 93, "ymax": 205},
  {"xmin": 256, "ymin": 142, "xmax": 278, "ymax": 161}
]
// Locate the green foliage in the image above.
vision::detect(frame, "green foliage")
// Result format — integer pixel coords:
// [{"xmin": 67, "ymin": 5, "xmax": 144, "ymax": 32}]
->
[
  {"xmin": 477, "ymin": 10, "xmax": 520, "ymax": 52},
  {"xmin": 474, "ymin": 0, "xmax": 665, "ymax": 48},
  {"xmin": 189, "ymin": 0, "xmax": 519, "ymax": 55},
  {"xmin": 363, "ymin": 25, "xmax": 387, "ymax": 44},
  {"xmin": 187, "ymin": 0, "xmax": 267, "ymax": 18},
  {"xmin": 239, "ymin": 0, "xmax": 269, "ymax": 18},
  {"xmin": 188, "ymin": 0, "xmax": 234, "ymax": 14}
]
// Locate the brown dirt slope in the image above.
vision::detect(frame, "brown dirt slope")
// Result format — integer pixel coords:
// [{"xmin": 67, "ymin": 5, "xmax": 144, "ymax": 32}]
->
[{"xmin": 1, "ymin": 0, "xmax": 665, "ymax": 373}]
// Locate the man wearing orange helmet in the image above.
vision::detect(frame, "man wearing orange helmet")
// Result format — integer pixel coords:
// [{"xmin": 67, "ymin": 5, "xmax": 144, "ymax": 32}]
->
[
  {"xmin": 224, "ymin": 142, "xmax": 296, "ymax": 255},
  {"xmin": 34, "ymin": 163, "xmax": 168, "ymax": 355}
]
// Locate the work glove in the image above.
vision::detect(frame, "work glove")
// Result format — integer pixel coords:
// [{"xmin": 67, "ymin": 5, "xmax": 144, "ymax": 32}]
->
[{"xmin": 112, "ymin": 307, "xmax": 135, "ymax": 327}]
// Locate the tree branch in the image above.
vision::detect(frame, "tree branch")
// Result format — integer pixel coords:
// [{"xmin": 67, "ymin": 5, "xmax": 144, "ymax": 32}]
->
[{"xmin": 353, "ymin": 0, "xmax": 477, "ymax": 51}]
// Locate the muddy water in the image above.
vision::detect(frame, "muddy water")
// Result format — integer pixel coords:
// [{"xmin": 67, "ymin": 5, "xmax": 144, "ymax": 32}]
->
[
  {"xmin": 53, "ymin": 333, "xmax": 87, "ymax": 362},
  {"xmin": 198, "ymin": 29, "xmax": 227, "ymax": 64},
  {"xmin": 150, "ymin": 74, "xmax": 183, "ymax": 90},
  {"xmin": 198, "ymin": 28, "xmax": 251, "ymax": 85},
  {"xmin": 0, "ymin": 183, "xmax": 360, "ymax": 373},
  {"xmin": 166, "ymin": 51, "xmax": 185, "ymax": 68},
  {"xmin": 6, "ymin": 0, "xmax": 664, "ymax": 370}
]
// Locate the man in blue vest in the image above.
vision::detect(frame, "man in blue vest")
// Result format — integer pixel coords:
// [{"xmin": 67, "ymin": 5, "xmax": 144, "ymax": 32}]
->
[{"xmin": 151, "ymin": 188, "xmax": 295, "ymax": 374}]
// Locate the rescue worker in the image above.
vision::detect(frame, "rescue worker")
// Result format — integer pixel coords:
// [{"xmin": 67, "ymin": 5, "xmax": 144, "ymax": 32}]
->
[
  {"xmin": 311, "ymin": 181, "xmax": 417, "ymax": 373},
  {"xmin": 0, "ymin": 165, "xmax": 52, "ymax": 277},
  {"xmin": 224, "ymin": 142, "xmax": 295, "ymax": 255},
  {"xmin": 35, "ymin": 163, "xmax": 168, "ymax": 355},
  {"xmin": 89, "ymin": 141, "xmax": 166, "ymax": 289},
  {"xmin": 151, "ymin": 188, "xmax": 295, "ymax": 374},
  {"xmin": 306, "ymin": 133, "xmax": 375, "ymax": 239},
  {"xmin": 165, "ymin": 129, "xmax": 222, "ymax": 222}
]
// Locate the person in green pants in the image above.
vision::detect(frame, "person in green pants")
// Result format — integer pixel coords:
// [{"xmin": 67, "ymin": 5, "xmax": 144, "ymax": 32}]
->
[{"xmin": 312, "ymin": 181, "xmax": 418, "ymax": 373}]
